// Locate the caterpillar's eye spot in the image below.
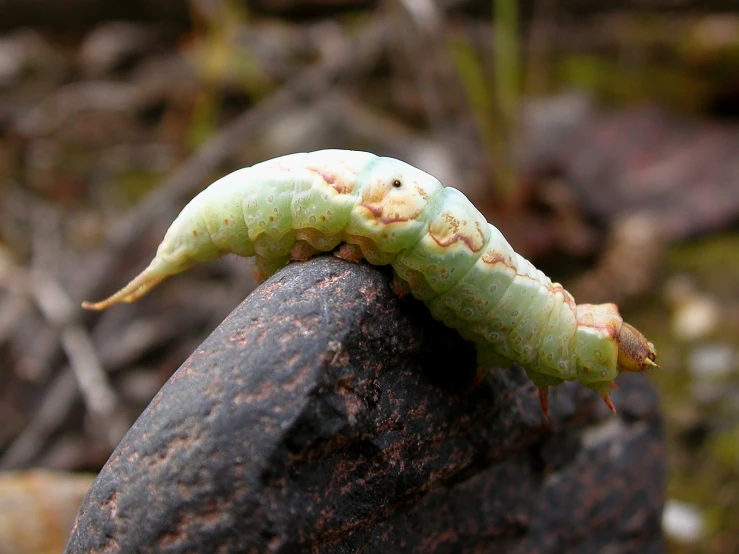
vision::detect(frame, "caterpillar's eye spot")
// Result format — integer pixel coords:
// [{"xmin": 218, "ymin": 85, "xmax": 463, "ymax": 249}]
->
[
  {"xmin": 269, "ymin": 216, "xmax": 275, "ymax": 222},
  {"xmin": 392, "ymin": 179, "xmax": 402, "ymax": 188}
]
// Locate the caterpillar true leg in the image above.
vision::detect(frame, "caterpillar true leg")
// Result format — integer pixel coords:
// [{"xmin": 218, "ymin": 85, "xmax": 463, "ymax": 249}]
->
[
  {"xmin": 253, "ymin": 255, "xmax": 289, "ymax": 283},
  {"xmin": 289, "ymin": 240, "xmax": 320, "ymax": 262},
  {"xmin": 390, "ymin": 273, "xmax": 412, "ymax": 299},
  {"xmin": 334, "ymin": 243, "xmax": 364, "ymax": 263}
]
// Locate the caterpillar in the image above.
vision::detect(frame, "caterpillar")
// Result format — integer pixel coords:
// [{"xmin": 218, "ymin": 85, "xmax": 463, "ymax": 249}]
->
[{"xmin": 82, "ymin": 149, "xmax": 657, "ymax": 415}]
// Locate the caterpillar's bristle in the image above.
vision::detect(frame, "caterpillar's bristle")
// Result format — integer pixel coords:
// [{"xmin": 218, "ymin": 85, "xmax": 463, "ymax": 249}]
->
[
  {"xmin": 643, "ymin": 357, "xmax": 659, "ymax": 370},
  {"xmin": 601, "ymin": 392, "xmax": 617, "ymax": 414},
  {"xmin": 538, "ymin": 386, "xmax": 550, "ymax": 417},
  {"xmin": 471, "ymin": 367, "xmax": 488, "ymax": 388}
]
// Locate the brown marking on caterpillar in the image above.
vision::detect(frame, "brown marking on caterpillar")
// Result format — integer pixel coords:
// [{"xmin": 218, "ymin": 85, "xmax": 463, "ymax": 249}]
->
[
  {"xmin": 224, "ymin": 218, "xmax": 229, "ymax": 225},
  {"xmin": 259, "ymin": 160, "xmax": 292, "ymax": 173},
  {"xmin": 379, "ymin": 215, "xmax": 410, "ymax": 224},
  {"xmin": 475, "ymin": 221, "xmax": 486, "ymax": 245},
  {"xmin": 443, "ymin": 213, "xmax": 460, "ymax": 233},
  {"xmin": 360, "ymin": 203, "xmax": 422, "ymax": 225},
  {"xmin": 576, "ymin": 303, "xmax": 620, "ymax": 340},
  {"xmin": 360, "ymin": 203, "xmax": 383, "ymax": 218},
  {"xmin": 307, "ymin": 166, "xmax": 353, "ymax": 194},
  {"xmin": 192, "ymin": 230, "xmax": 198, "ymax": 237},
  {"xmin": 550, "ymin": 282, "xmax": 578, "ymax": 317},
  {"xmin": 429, "ymin": 232, "xmax": 483, "ymax": 252},
  {"xmin": 429, "ymin": 215, "xmax": 486, "ymax": 252},
  {"xmin": 481, "ymin": 251, "xmax": 515, "ymax": 270},
  {"xmin": 550, "ymin": 282, "xmax": 565, "ymax": 295},
  {"xmin": 550, "ymin": 281, "xmax": 577, "ymax": 314}
]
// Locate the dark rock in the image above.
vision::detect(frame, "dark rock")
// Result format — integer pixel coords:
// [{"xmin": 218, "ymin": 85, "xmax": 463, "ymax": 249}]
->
[{"xmin": 64, "ymin": 256, "xmax": 666, "ymax": 553}]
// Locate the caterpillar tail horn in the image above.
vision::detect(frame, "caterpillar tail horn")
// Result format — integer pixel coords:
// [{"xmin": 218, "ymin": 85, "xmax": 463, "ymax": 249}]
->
[{"xmin": 81, "ymin": 259, "xmax": 183, "ymax": 311}]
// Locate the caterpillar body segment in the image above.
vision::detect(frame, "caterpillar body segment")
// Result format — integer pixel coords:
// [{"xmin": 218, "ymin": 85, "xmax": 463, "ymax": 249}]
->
[{"xmin": 83, "ymin": 150, "xmax": 658, "ymax": 414}]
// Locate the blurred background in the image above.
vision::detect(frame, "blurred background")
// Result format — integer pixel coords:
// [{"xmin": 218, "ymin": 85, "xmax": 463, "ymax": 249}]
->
[{"xmin": 0, "ymin": 0, "xmax": 738, "ymax": 552}]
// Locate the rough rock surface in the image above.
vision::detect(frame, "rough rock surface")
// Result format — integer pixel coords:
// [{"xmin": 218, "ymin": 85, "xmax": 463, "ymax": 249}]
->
[{"xmin": 64, "ymin": 256, "xmax": 666, "ymax": 554}]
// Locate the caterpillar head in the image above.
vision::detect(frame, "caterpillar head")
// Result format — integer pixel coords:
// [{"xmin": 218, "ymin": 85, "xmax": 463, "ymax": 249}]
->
[
  {"xmin": 617, "ymin": 322, "xmax": 659, "ymax": 373},
  {"xmin": 348, "ymin": 158, "xmax": 443, "ymax": 252}
]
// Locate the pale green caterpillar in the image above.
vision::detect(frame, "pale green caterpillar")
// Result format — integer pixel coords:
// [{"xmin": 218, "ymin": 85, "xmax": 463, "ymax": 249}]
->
[{"xmin": 83, "ymin": 150, "xmax": 657, "ymax": 414}]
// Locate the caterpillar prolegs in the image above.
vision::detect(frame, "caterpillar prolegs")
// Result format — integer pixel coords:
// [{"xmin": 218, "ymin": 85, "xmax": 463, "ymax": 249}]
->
[{"xmin": 83, "ymin": 150, "xmax": 657, "ymax": 414}]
